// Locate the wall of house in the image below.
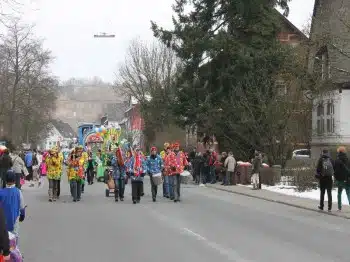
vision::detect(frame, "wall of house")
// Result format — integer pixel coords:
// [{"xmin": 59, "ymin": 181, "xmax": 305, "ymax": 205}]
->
[{"xmin": 311, "ymin": 89, "xmax": 350, "ymax": 157}]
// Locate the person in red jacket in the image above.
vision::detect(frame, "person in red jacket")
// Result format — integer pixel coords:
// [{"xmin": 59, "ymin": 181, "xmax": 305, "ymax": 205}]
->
[{"xmin": 165, "ymin": 142, "xmax": 188, "ymax": 202}]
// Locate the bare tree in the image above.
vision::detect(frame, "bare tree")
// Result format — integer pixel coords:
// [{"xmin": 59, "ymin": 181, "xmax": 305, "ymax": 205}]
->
[
  {"xmin": 114, "ymin": 38, "xmax": 181, "ymax": 144},
  {"xmin": 115, "ymin": 38, "xmax": 180, "ymax": 102},
  {"xmin": 0, "ymin": 20, "xmax": 58, "ymax": 145}
]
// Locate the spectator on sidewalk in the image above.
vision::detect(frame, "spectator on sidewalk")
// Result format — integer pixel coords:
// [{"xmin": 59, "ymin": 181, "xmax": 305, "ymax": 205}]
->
[
  {"xmin": 193, "ymin": 152, "xmax": 204, "ymax": 184},
  {"xmin": 219, "ymin": 152, "xmax": 227, "ymax": 184},
  {"xmin": 316, "ymin": 149, "xmax": 334, "ymax": 212},
  {"xmin": 251, "ymin": 152, "xmax": 262, "ymax": 189},
  {"xmin": 0, "ymin": 149, "xmax": 13, "ymax": 188},
  {"xmin": 333, "ymin": 146, "xmax": 350, "ymax": 211},
  {"xmin": 224, "ymin": 152, "xmax": 236, "ymax": 186}
]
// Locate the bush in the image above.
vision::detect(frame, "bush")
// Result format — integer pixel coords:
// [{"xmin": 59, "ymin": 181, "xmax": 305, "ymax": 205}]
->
[{"xmin": 283, "ymin": 159, "xmax": 318, "ymax": 192}]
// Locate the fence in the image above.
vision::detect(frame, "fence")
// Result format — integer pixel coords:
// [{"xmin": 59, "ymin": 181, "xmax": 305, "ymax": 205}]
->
[{"xmin": 232, "ymin": 158, "xmax": 318, "ymax": 192}]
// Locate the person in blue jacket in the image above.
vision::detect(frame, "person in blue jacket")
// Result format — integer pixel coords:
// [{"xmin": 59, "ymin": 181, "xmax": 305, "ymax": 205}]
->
[
  {"xmin": 111, "ymin": 154, "xmax": 127, "ymax": 202},
  {"xmin": 0, "ymin": 170, "xmax": 25, "ymax": 240},
  {"xmin": 146, "ymin": 147, "xmax": 163, "ymax": 202}
]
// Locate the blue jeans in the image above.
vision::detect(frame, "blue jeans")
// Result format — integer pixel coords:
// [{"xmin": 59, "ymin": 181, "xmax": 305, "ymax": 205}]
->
[
  {"xmin": 168, "ymin": 176, "xmax": 175, "ymax": 199},
  {"xmin": 114, "ymin": 177, "xmax": 125, "ymax": 199},
  {"xmin": 163, "ymin": 176, "xmax": 169, "ymax": 197}
]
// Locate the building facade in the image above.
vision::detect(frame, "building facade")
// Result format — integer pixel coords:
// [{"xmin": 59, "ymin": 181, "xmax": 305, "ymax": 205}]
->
[{"xmin": 308, "ymin": 0, "xmax": 350, "ymax": 156}]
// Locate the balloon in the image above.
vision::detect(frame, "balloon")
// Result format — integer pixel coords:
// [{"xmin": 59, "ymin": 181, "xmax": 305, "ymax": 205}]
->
[
  {"xmin": 98, "ymin": 127, "xmax": 102, "ymax": 132},
  {"xmin": 102, "ymin": 129, "xmax": 107, "ymax": 134},
  {"xmin": 95, "ymin": 128, "xmax": 99, "ymax": 133}
]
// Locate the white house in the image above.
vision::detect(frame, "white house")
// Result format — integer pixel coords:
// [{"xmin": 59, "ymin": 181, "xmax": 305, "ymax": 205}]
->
[
  {"xmin": 309, "ymin": 0, "xmax": 350, "ymax": 157},
  {"xmin": 40, "ymin": 120, "xmax": 76, "ymax": 150}
]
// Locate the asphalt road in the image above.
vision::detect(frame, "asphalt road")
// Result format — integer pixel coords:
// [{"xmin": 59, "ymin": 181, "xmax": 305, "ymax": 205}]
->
[{"xmin": 20, "ymin": 177, "xmax": 350, "ymax": 262}]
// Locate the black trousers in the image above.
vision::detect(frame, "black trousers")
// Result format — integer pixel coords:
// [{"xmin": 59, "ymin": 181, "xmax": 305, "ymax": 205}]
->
[
  {"xmin": 131, "ymin": 181, "xmax": 143, "ymax": 201},
  {"xmin": 57, "ymin": 179, "xmax": 61, "ymax": 197},
  {"xmin": 87, "ymin": 168, "xmax": 94, "ymax": 184},
  {"xmin": 150, "ymin": 175, "xmax": 158, "ymax": 199},
  {"xmin": 319, "ymin": 176, "xmax": 333, "ymax": 210}
]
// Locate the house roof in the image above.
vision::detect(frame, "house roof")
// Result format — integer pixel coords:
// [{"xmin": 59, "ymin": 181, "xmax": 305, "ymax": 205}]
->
[
  {"xmin": 50, "ymin": 119, "xmax": 76, "ymax": 138},
  {"xmin": 276, "ymin": 10, "xmax": 308, "ymax": 40}
]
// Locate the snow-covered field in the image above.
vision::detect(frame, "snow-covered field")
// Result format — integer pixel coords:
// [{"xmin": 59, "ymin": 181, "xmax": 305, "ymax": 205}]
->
[{"xmin": 241, "ymin": 184, "xmax": 350, "ymax": 206}]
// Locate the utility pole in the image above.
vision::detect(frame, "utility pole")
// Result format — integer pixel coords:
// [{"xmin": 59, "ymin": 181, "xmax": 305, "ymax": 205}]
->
[{"xmin": 93, "ymin": 32, "xmax": 115, "ymax": 38}]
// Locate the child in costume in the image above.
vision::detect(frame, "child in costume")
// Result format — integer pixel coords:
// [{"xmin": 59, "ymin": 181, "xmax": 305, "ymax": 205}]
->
[{"xmin": 0, "ymin": 170, "xmax": 25, "ymax": 246}]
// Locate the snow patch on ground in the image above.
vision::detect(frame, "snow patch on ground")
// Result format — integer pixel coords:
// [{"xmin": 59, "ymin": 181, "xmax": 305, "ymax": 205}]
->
[{"xmin": 240, "ymin": 184, "xmax": 350, "ymax": 206}]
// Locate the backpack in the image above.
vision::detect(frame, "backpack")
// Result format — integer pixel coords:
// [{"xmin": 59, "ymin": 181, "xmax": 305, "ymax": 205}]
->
[{"xmin": 322, "ymin": 158, "xmax": 334, "ymax": 177}]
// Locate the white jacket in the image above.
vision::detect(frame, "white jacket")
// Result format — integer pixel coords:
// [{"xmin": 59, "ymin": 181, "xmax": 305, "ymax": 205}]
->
[
  {"xmin": 224, "ymin": 155, "xmax": 236, "ymax": 172},
  {"xmin": 10, "ymin": 153, "xmax": 29, "ymax": 176}
]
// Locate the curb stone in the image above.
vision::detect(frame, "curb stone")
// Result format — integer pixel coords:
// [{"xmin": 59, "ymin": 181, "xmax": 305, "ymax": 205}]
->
[{"xmin": 206, "ymin": 185, "xmax": 350, "ymax": 220}]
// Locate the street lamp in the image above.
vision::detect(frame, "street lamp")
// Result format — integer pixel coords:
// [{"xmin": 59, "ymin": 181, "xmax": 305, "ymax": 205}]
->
[{"xmin": 93, "ymin": 32, "xmax": 115, "ymax": 38}]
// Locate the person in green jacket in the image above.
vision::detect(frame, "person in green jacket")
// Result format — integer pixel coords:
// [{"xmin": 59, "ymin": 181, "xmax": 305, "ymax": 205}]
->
[{"xmin": 96, "ymin": 149, "xmax": 105, "ymax": 181}]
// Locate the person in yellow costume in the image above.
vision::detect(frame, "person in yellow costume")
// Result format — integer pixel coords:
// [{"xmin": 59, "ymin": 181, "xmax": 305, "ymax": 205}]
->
[
  {"xmin": 67, "ymin": 146, "xmax": 85, "ymax": 202},
  {"xmin": 81, "ymin": 149, "xmax": 88, "ymax": 193},
  {"xmin": 57, "ymin": 148, "xmax": 64, "ymax": 199},
  {"xmin": 45, "ymin": 147, "xmax": 61, "ymax": 202},
  {"xmin": 160, "ymin": 142, "xmax": 170, "ymax": 198}
]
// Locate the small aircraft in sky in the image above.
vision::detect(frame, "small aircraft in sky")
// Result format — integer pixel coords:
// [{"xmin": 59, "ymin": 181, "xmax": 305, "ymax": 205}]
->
[{"xmin": 93, "ymin": 32, "xmax": 115, "ymax": 38}]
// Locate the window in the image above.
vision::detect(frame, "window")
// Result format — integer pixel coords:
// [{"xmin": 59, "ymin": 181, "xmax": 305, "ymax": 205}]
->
[
  {"xmin": 315, "ymin": 47, "xmax": 330, "ymax": 80},
  {"xmin": 276, "ymin": 80, "xmax": 287, "ymax": 96},
  {"xmin": 316, "ymin": 100, "xmax": 335, "ymax": 135}
]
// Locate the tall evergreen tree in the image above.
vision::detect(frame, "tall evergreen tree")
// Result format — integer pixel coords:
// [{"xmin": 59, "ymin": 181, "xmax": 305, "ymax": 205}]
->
[{"xmin": 151, "ymin": 0, "xmax": 309, "ymax": 162}]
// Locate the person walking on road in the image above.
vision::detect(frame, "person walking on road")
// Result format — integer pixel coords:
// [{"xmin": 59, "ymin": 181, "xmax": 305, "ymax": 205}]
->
[
  {"xmin": 224, "ymin": 152, "xmax": 236, "ymax": 186},
  {"xmin": 46, "ymin": 147, "xmax": 61, "ymax": 202},
  {"xmin": 86, "ymin": 152, "xmax": 95, "ymax": 185},
  {"xmin": 316, "ymin": 149, "xmax": 334, "ymax": 212},
  {"xmin": 10, "ymin": 151, "xmax": 28, "ymax": 189},
  {"xmin": 127, "ymin": 148, "xmax": 146, "ymax": 204},
  {"xmin": 67, "ymin": 146, "xmax": 85, "ymax": 202},
  {"xmin": 165, "ymin": 142, "xmax": 188, "ymax": 203},
  {"xmin": 24, "ymin": 150, "xmax": 34, "ymax": 182},
  {"xmin": 146, "ymin": 147, "xmax": 163, "ymax": 202},
  {"xmin": 111, "ymin": 151, "xmax": 126, "ymax": 202},
  {"xmin": 333, "ymin": 146, "xmax": 350, "ymax": 211},
  {"xmin": 160, "ymin": 143, "xmax": 170, "ymax": 198}
]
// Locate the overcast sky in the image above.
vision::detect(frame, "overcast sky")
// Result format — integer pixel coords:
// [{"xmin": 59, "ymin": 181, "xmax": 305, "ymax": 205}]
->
[{"xmin": 8, "ymin": 0, "xmax": 315, "ymax": 83}]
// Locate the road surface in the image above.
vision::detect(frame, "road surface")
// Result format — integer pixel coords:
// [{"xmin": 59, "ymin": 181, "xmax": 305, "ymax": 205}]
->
[{"xmin": 20, "ymin": 178, "xmax": 350, "ymax": 262}]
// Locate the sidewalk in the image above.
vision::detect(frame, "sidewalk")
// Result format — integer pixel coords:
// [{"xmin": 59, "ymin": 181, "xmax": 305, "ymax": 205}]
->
[{"xmin": 206, "ymin": 183, "xmax": 350, "ymax": 219}]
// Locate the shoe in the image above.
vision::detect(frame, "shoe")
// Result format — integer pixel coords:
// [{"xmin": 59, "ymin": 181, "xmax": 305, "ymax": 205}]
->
[
  {"xmin": 49, "ymin": 199, "xmax": 53, "ymax": 202},
  {"xmin": 53, "ymin": 198, "xmax": 56, "ymax": 202},
  {"xmin": 152, "ymin": 198, "xmax": 156, "ymax": 202},
  {"xmin": 328, "ymin": 209, "xmax": 332, "ymax": 212},
  {"xmin": 115, "ymin": 198, "xmax": 118, "ymax": 202},
  {"xmin": 133, "ymin": 200, "xmax": 136, "ymax": 204},
  {"xmin": 77, "ymin": 199, "xmax": 80, "ymax": 201},
  {"xmin": 141, "ymin": 193, "xmax": 144, "ymax": 196},
  {"xmin": 137, "ymin": 200, "xmax": 140, "ymax": 203},
  {"xmin": 120, "ymin": 198, "xmax": 124, "ymax": 201},
  {"xmin": 174, "ymin": 199, "xmax": 177, "ymax": 202},
  {"xmin": 318, "ymin": 206, "xmax": 323, "ymax": 211},
  {"xmin": 73, "ymin": 199, "xmax": 77, "ymax": 202}
]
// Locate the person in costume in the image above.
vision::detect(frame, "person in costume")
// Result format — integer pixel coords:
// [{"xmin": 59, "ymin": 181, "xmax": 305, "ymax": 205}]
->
[
  {"xmin": 86, "ymin": 151, "xmax": 95, "ymax": 185},
  {"xmin": 95, "ymin": 149, "xmax": 105, "ymax": 181},
  {"xmin": 57, "ymin": 148, "xmax": 64, "ymax": 199},
  {"xmin": 127, "ymin": 148, "xmax": 147, "ymax": 204},
  {"xmin": 46, "ymin": 147, "xmax": 61, "ymax": 202},
  {"xmin": 81, "ymin": 149, "xmax": 88, "ymax": 193},
  {"xmin": 111, "ymin": 145, "xmax": 126, "ymax": 202},
  {"xmin": 160, "ymin": 142, "xmax": 170, "ymax": 198},
  {"xmin": 67, "ymin": 146, "xmax": 85, "ymax": 202},
  {"xmin": 146, "ymin": 147, "xmax": 163, "ymax": 202},
  {"xmin": 0, "ymin": 170, "xmax": 25, "ymax": 241},
  {"xmin": 165, "ymin": 142, "xmax": 188, "ymax": 202}
]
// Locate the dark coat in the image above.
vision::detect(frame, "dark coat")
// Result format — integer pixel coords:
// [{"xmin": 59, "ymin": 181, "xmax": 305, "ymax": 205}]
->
[{"xmin": 333, "ymin": 152, "xmax": 350, "ymax": 183}]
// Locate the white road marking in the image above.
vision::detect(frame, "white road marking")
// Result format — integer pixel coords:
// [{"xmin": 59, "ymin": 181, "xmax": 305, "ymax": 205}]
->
[
  {"xmin": 140, "ymin": 205, "xmax": 253, "ymax": 262},
  {"xmin": 182, "ymin": 228, "xmax": 206, "ymax": 240}
]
